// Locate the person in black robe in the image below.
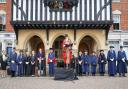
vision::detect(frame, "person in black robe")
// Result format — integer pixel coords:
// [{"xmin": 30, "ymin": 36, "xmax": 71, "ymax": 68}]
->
[
  {"xmin": 0, "ymin": 50, "xmax": 8, "ymax": 77},
  {"xmin": 30, "ymin": 51, "xmax": 36, "ymax": 76},
  {"xmin": 98, "ymin": 50, "xmax": 107, "ymax": 76},
  {"xmin": 76, "ymin": 51, "xmax": 82, "ymax": 76},
  {"xmin": 24, "ymin": 51, "xmax": 31, "ymax": 76}
]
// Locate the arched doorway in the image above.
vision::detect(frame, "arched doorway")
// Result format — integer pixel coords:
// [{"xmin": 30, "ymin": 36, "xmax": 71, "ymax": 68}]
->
[
  {"xmin": 25, "ymin": 35, "xmax": 45, "ymax": 53},
  {"xmin": 79, "ymin": 36, "xmax": 98, "ymax": 54},
  {"xmin": 52, "ymin": 36, "xmax": 65, "ymax": 60}
]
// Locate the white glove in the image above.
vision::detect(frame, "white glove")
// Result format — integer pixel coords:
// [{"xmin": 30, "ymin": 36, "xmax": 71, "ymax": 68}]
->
[
  {"xmin": 11, "ymin": 60, "xmax": 15, "ymax": 63},
  {"xmin": 101, "ymin": 60, "xmax": 104, "ymax": 63},
  {"xmin": 110, "ymin": 58, "xmax": 114, "ymax": 61},
  {"xmin": 50, "ymin": 60, "xmax": 53, "ymax": 62},
  {"xmin": 26, "ymin": 62, "xmax": 29, "ymax": 64},
  {"xmin": 39, "ymin": 60, "xmax": 41, "ymax": 63},
  {"xmin": 79, "ymin": 61, "xmax": 82, "ymax": 64},
  {"xmin": 19, "ymin": 62, "xmax": 22, "ymax": 64},
  {"xmin": 41, "ymin": 58, "xmax": 44, "ymax": 60},
  {"xmin": 122, "ymin": 58, "xmax": 125, "ymax": 62}
]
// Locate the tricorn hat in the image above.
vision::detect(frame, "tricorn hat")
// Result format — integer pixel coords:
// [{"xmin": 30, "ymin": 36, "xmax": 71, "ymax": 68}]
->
[
  {"xmin": 110, "ymin": 46, "xmax": 114, "ymax": 48},
  {"xmin": 120, "ymin": 46, "xmax": 123, "ymax": 48},
  {"xmin": 100, "ymin": 50, "xmax": 104, "ymax": 52},
  {"xmin": 49, "ymin": 48, "xmax": 54, "ymax": 50}
]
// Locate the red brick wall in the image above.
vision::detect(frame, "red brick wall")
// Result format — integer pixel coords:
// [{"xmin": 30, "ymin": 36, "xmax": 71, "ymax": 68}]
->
[
  {"xmin": 6, "ymin": 0, "xmax": 13, "ymax": 32},
  {"xmin": 0, "ymin": 0, "xmax": 14, "ymax": 32},
  {"xmin": 112, "ymin": 0, "xmax": 128, "ymax": 31}
]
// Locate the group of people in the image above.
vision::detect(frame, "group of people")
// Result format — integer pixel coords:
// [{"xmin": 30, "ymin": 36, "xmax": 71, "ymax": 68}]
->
[
  {"xmin": 0, "ymin": 45, "xmax": 127, "ymax": 78},
  {"xmin": 76, "ymin": 46, "xmax": 127, "ymax": 77},
  {"xmin": 0, "ymin": 47, "xmax": 58, "ymax": 77},
  {"xmin": 0, "ymin": 34, "xmax": 128, "ymax": 78}
]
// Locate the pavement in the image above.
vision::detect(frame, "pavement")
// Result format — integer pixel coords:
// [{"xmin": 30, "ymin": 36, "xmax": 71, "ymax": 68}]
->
[{"xmin": 0, "ymin": 74, "xmax": 128, "ymax": 89}]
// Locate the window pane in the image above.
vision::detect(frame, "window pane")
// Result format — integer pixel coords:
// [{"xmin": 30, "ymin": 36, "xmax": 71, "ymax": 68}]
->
[
  {"xmin": 113, "ymin": 23, "xmax": 119, "ymax": 30},
  {"xmin": 2, "ymin": 15, "xmax": 6, "ymax": 24},
  {"xmin": 0, "ymin": 0, "xmax": 6, "ymax": 3},
  {"xmin": 0, "ymin": 24, "xmax": 5, "ymax": 31},
  {"xmin": 123, "ymin": 41, "xmax": 128, "ymax": 45},
  {"xmin": 113, "ymin": 15, "xmax": 120, "ymax": 23}
]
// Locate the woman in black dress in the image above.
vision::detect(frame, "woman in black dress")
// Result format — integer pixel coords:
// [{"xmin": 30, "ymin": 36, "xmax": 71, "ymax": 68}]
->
[{"xmin": 0, "ymin": 50, "xmax": 8, "ymax": 77}]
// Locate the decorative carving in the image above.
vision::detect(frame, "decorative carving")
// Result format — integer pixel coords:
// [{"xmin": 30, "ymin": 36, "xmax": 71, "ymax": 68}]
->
[{"xmin": 44, "ymin": 0, "xmax": 78, "ymax": 12}]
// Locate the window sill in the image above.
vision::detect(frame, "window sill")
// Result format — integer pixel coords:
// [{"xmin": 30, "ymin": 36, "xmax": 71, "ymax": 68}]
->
[
  {"xmin": 113, "ymin": 30, "xmax": 122, "ymax": 32},
  {"xmin": 0, "ymin": 2, "xmax": 6, "ymax": 4},
  {"xmin": 112, "ymin": 1, "xmax": 120, "ymax": 3}
]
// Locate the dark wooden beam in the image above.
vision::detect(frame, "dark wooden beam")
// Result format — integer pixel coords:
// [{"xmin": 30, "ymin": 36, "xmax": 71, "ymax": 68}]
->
[
  {"xmin": 46, "ymin": 29, "xmax": 49, "ymax": 41},
  {"xmin": 74, "ymin": 28, "xmax": 76, "ymax": 41}
]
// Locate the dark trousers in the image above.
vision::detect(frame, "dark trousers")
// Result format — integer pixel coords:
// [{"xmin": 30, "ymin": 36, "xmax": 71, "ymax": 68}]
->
[
  {"xmin": 25, "ymin": 64, "xmax": 30, "ymax": 76},
  {"xmin": 18, "ymin": 64, "xmax": 23, "ymax": 76},
  {"xmin": 91, "ymin": 65, "xmax": 97, "ymax": 75},
  {"xmin": 11, "ymin": 71, "xmax": 16, "ymax": 77},
  {"xmin": 31, "ymin": 64, "xmax": 35, "ymax": 75},
  {"xmin": 77, "ymin": 64, "xmax": 82, "ymax": 76},
  {"xmin": 49, "ymin": 62, "xmax": 54, "ymax": 76}
]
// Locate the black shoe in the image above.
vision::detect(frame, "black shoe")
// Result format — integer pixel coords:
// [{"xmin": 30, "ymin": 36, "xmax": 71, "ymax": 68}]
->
[
  {"xmin": 109, "ymin": 74, "xmax": 115, "ymax": 77},
  {"xmin": 122, "ymin": 74, "xmax": 126, "ymax": 77}
]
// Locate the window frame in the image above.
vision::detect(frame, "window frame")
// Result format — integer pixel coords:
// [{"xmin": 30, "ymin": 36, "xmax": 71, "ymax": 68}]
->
[
  {"xmin": 0, "ymin": 14, "xmax": 6, "ymax": 31},
  {"xmin": 113, "ymin": 14, "xmax": 121, "ymax": 30}
]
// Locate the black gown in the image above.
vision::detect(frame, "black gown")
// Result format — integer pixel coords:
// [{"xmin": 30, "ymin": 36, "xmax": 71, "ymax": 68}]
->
[
  {"xmin": 0, "ymin": 55, "xmax": 7, "ymax": 70},
  {"xmin": 24, "ymin": 56, "xmax": 31, "ymax": 76}
]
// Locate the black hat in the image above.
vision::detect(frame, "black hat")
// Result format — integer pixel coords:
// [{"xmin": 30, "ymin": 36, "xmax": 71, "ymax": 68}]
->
[
  {"xmin": 110, "ymin": 46, "xmax": 114, "ymax": 48},
  {"xmin": 49, "ymin": 48, "xmax": 54, "ymax": 50},
  {"xmin": 120, "ymin": 46, "xmax": 123, "ymax": 48},
  {"xmin": 100, "ymin": 50, "xmax": 104, "ymax": 52}
]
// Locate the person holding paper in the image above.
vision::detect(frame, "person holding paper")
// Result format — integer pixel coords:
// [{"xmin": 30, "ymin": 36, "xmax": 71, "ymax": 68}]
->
[
  {"xmin": 37, "ymin": 48, "xmax": 45, "ymax": 76},
  {"xmin": 48, "ymin": 48, "xmax": 56, "ymax": 76}
]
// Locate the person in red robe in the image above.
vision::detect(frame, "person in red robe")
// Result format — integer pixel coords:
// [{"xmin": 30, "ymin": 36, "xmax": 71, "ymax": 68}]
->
[{"xmin": 62, "ymin": 34, "xmax": 73, "ymax": 68}]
